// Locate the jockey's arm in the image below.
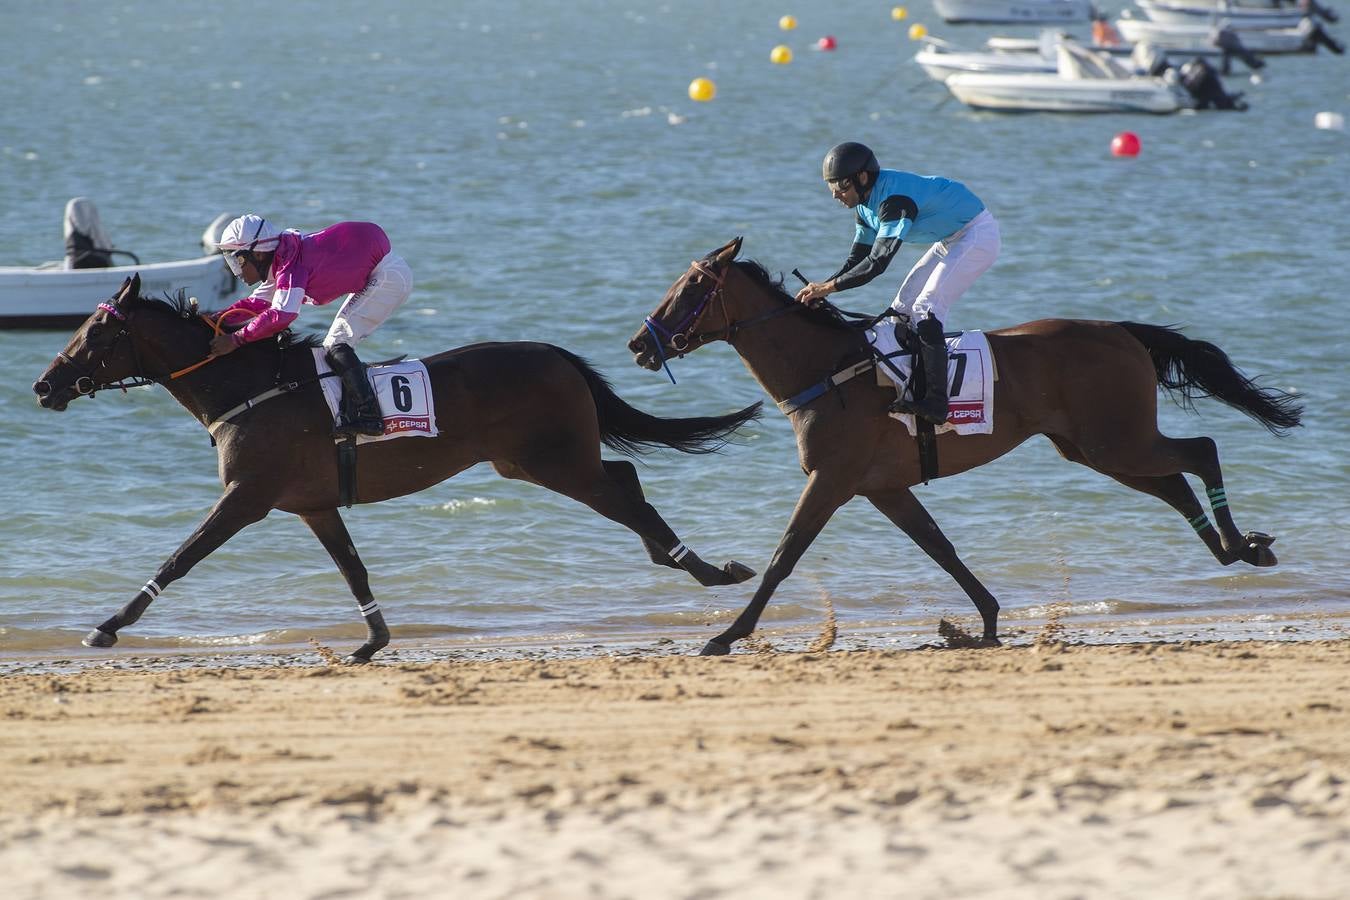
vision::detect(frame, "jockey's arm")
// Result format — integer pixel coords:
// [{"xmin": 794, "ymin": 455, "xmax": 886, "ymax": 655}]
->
[{"xmin": 824, "ymin": 195, "xmax": 916, "ymax": 294}]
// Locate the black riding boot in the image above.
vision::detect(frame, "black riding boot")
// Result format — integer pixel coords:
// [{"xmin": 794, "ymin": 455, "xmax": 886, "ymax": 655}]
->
[
  {"xmin": 326, "ymin": 343, "xmax": 384, "ymax": 437},
  {"xmin": 892, "ymin": 315, "xmax": 949, "ymax": 425}
]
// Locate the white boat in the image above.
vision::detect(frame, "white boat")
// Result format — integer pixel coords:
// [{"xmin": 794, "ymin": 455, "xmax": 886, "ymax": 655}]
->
[
  {"xmin": 1136, "ymin": 0, "xmax": 1308, "ymax": 28},
  {"xmin": 1117, "ymin": 14, "xmax": 1337, "ymax": 52},
  {"xmin": 933, "ymin": 0, "xmax": 1094, "ymax": 24},
  {"xmin": 943, "ymin": 39, "xmax": 1200, "ymax": 112},
  {"xmin": 0, "ymin": 204, "xmax": 239, "ymax": 329}
]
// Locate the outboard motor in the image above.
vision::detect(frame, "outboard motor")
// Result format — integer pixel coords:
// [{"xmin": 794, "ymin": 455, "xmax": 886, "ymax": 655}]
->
[
  {"xmin": 1178, "ymin": 57, "xmax": 1247, "ymax": 111},
  {"xmin": 1130, "ymin": 41, "xmax": 1170, "ymax": 77},
  {"xmin": 1213, "ymin": 26, "xmax": 1265, "ymax": 74},
  {"xmin": 1304, "ymin": 20, "xmax": 1346, "ymax": 54}
]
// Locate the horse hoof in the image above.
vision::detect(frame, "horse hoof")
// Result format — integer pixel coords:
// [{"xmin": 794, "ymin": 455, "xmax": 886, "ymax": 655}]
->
[
  {"xmin": 1248, "ymin": 545, "xmax": 1278, "ymax": 568},
  {"xmin": 342, "ymin": 654, "xmax": 373, "ymax": 666},
  {"xmin": 699, "ymin": 639, "xmax": 731, "ymax": 657},
  {"xmin": 1244, "ymin": 531, "xmax": 1276, "ymax": 548},
  {"xmin": 980, "ymin": 635, "xmax": 1003, "ymax": 648},
  {"xmin": 723, "ymin": 561, "xmax": 756, "ymax": 584},
  {"xmin": 82, "ymin": 629, "xmax": 117, "ymax": 649}
]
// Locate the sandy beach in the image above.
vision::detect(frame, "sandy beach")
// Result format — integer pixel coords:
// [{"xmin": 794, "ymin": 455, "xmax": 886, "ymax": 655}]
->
[{"xmin": 1, "ymin": 637, "xmax": 1347, "ymax": 899}]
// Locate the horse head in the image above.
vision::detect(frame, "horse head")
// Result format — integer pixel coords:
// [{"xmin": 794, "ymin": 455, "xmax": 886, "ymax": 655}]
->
[
  {"xmin": 32, "ymin": 274, "xmax": 149, "ymax": 411},
  {"xmin": 32, "ymin": 274, "xmax": 210, "ymax": 411},
  {"xmin": 630, "ymin": 237, "xmax": 743, "ymax": 372}
]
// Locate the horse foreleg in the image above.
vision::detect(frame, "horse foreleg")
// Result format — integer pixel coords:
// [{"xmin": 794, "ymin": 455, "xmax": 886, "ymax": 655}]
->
[
  {"xmin": 83, "ymin": 483, "xmax": 271, "ymax": 649},
  {"xmin": 301, "ymin": 509, "xmax": 389, "ymax": 663},
  {"xmin": 865, "ymin": 488, "xmax": 1000, "ymax": 645},
  {"xmin": 702, "ymin": 472, "xmax": 852, "ymax": 656}
]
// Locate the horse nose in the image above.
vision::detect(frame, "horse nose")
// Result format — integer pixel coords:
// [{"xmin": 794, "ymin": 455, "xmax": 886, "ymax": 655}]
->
[
  {"xmin": 628, "ymin": 336, "xmax": 647, "ymax": 354},
  {"xmin": 33, "ymin": 379, "xmax": 51, "ymax": 398}
]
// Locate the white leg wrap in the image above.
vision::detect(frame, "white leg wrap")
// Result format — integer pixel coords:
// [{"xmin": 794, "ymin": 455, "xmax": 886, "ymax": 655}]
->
[
  {"xmin": 142, "ymin": 580, "xmax": 162, "ymax": 598},
  {"xmin": 359, "ymin": 600, "xmax": 381, "ymax": 617},
  {"xmin": 667, "ymin": 542, "xmax": 690, "ymax": 563}
]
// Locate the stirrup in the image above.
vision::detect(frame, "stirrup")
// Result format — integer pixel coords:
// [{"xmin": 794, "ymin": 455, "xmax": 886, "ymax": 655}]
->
[{"xmin": 335, "ymin": 417, "xmax": 385, "ymax": 438}]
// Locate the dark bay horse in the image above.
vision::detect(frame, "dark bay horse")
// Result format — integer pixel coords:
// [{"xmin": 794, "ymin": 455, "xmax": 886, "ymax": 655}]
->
[
  {"xmin": 628, "ymin": 237, "xmax": 1303, "ymax": 655},
  {"xmin": 32, "ymin": 274, "xmax": 761, "ymax": 662}
]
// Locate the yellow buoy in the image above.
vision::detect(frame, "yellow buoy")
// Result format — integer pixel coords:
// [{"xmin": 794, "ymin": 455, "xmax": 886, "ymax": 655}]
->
[
  {"xmin": 688, "ymin": 77, "xmax": 716, "ymax": 102},
  {"xmin": 770, "ymin": 44, "xmax": 793, "ymax": 64},
  {"xmin": 779, "ymin": 15, "xmax": 797, "ymax": 30},
  {"xmin": 892, "ymin": 6, "xmax": 909, "ymax": 19},
  {"xmin": 908, "ymin": 23, "xmax": 928, "ymax": 40}
]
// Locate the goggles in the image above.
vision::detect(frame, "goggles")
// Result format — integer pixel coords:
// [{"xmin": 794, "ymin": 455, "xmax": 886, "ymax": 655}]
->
[{"xmin": 220, "ymin": 216, "xmax": 269, "ymax": 278}]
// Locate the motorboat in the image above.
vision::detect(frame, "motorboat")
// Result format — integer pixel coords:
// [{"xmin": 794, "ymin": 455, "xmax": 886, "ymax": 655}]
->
[
  {"xmin": 933, "ymin": 0, "xmax": 1094, "ymax": 24},
  {"xmin": 1136, "ymin": 0, "xmax": 1310, "ymax": 28},
  {"xmin": 0, "ymin": 200, "xmax": 239, "ymax": 329},
  {"xmin": 1117, "ymin": 13, "xmax": 1344, "ymax": 52},
  {"xmin": 943, "ymin": 38, "xmax": 1244, "ymax": 112}
]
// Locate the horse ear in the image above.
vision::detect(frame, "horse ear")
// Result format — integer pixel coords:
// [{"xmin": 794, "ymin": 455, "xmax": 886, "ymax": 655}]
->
[
  {"xmin": 715, "ymin": 236, "xmax": 742, "ymax": 264},
  {"xmin": 113, "ymin": 273, "xmax": 140, "ymax": 307}
]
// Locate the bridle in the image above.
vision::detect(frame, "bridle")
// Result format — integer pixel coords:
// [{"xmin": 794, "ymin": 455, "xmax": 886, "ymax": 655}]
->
[
  {"xmin": 37, "ymin": 302, "xmax": 252, "ymax": 402},
  {"xmin": 43, "ymin": 302, "xmax": 152, "ymax": 399},
  {"xmin": 640, "ymin": 259, "xmax": 799, "ymax": 384}
]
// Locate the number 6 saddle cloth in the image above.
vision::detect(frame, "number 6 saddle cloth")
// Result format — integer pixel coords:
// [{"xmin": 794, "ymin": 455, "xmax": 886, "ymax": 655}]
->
[
  {"xmin": 865, "ymin": 325, "xmax": 996, "ymax": 438},
  {"xmin": 312, "ymin": 348, "xmax": 439, "ymax": 445}
]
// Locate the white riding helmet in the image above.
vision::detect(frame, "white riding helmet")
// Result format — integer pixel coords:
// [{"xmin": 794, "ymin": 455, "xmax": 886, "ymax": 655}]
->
[{"xmin": 217, "ymin": 215, "xmax": 281, "ymax": 276}]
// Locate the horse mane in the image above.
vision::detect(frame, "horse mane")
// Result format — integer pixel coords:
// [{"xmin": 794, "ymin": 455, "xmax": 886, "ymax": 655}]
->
[
  {"xmin": 727, "ymin": 258, "xmax": 863, "ymax": 333},
  {"xmin": 128, "ymin": 290, "xmax": 323, "ymax": 350}
]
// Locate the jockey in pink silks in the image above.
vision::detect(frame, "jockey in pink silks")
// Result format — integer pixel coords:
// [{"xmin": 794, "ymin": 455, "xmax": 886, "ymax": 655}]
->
[{"xmin": 212, "ymin": 215, "xmax": 413, "ymax": 437}]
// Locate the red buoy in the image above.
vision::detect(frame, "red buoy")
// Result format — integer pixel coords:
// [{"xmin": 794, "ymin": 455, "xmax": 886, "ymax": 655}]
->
[
  {"xmin": 1110, "ymin": 131, "xmax": 1141, "ymax": 157},
  {"xmin": 816, "ymin": 35, "xmax": 838, "ymax": 51}
]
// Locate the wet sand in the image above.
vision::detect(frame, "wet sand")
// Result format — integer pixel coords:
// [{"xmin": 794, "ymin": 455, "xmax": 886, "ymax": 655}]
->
[{"xmin": 1, "ymin": 638, "xmax": 1347, "ymax": 899}]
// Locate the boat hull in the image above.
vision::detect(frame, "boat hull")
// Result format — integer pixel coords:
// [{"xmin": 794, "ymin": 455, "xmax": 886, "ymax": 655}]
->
[
  {"xmin": 0, "ymin": 255, "xmax": 237, "ymax": 329},
  {"xmin": 934, "ymin": 0, "xmax": 1094, "ymax": 24},
  {"xmin": 945, "ymin": 73, "xmax": 1189, "ymax": 112},
  {"xmin": 1136, "ymin": 0, "xmax": 1306, "ymax": 29},
  {"xmin": 1117, "ymin": 17, "xmax": 1314, "ymax": 52}
]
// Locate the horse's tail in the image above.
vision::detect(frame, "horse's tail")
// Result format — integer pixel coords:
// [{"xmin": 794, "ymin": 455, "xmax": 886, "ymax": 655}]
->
[
  {"xmin": 1116, "ymin": 321, "xmax": 1303, "ymax": 436},
  {"xmin": 552, "ymin": 347, "xmax": 762, "ymax": 456}
]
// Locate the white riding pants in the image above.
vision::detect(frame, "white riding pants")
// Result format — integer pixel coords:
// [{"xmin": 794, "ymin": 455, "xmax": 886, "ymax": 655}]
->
[
  {"xmin": 323, "ymin": 251, "xmax": 414, "ymax": 350},
  {"xmin": 889, "ymin": 209, "xmax": 1000, "ymax": 325}
]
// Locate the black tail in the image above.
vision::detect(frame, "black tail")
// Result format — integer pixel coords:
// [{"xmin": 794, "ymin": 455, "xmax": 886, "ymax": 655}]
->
[
  {"xmin": 553, "ymin": 347, "xmax": 762, "ymax": 456},
  {"xmin": 1117, "ymin": 322, "xmax": 1303, "ymax": 436}
]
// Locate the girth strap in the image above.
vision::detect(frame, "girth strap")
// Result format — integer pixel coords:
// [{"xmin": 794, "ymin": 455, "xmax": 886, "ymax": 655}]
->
[
  {"xmin": 205, "ymin": 372, "xmax": 338, "ymax": 438},
  {"xmin": 777, "ymin": 358, "xmax": 876, "ymax": 415}
]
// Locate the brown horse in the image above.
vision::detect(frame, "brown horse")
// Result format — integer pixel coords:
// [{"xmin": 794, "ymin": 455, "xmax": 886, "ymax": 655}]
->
[
  {"xmin": 628, "ymin": 237, "xmax": 1303, "ymax": 655},
  {"xmin": 32, "ymin": 274, "xmax": 761, "ymax": 662}
]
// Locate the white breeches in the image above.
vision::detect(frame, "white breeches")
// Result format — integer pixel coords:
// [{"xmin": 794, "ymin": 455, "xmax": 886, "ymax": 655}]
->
[
  {"xmin": 323, "ymin": 252, "xmax": 414, "ymax": 350},
  {"xmin": 889, "ymin": 209, "xmax": 1000, "ymax": 324}
]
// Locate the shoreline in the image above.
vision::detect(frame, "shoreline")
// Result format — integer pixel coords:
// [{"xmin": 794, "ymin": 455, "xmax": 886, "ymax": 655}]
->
[
  {"xmin": 2, "ymin": 637, "xmax": 1347, "ymax": 898},
  {"xmin": 3, "ymin": 603, "xmax": 1345, "ymax": 676}
]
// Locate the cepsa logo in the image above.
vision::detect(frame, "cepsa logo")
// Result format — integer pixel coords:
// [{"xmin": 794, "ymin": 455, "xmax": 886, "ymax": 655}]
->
[{"xmin": 948, "ymin": 408, "xmax": 982, "ymax": 421}]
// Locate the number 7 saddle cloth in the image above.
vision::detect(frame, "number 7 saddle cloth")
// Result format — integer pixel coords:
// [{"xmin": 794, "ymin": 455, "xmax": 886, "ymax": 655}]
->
[
  {"xmin": 866, "ymin": 324, "xmax": 996, "ymax": 438},
  {"xmin": 313, "ymin": 349, "xmax": 439, "ymax": 445}
]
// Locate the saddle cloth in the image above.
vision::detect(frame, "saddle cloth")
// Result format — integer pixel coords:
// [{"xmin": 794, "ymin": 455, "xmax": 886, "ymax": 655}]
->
[
  {"xmin": 313, "ymin": 349, "xmax": 439, "ymax": 445},
  {"xmin": 866, "ymin": 324, "xmax": 995, "ymax": 437}
]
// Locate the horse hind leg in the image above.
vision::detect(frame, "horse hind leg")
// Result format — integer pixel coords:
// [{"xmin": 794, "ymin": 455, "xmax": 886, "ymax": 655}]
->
[
  {"xmin": 505, "ymin": 456, "xmax": 755, "ymax": 587},
  {"xmin": 601, "ymin": 459, "xmax": 682, "ymax": 569},
  {"xmin": 301, "ymin": 509, "xmax": 390, "ymax": 663},
  {"xmin": 1049, "ymin": 435, "xmax": 1276, "ymax": 568}
]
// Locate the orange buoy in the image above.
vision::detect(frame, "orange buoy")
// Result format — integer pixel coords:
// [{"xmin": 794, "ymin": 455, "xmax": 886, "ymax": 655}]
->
[{"xmin": 1110, "ymin": 131, "xmax": 1141, "ymax": 157}]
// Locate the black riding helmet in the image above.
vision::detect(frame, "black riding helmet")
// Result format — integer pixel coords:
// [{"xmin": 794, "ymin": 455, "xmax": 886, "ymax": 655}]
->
[{"xmin": 822, "ymin": 142, "xmax": 880, "ymax": 197}]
